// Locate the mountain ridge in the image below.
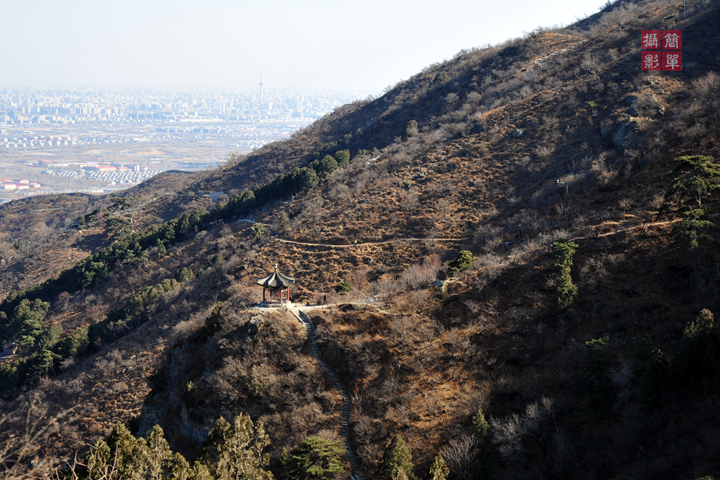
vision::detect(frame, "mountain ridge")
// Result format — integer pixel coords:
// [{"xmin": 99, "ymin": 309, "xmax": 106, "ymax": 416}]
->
[{"xmin": 2, "ymin": 0, "xmax": 720, "ymax": 478}]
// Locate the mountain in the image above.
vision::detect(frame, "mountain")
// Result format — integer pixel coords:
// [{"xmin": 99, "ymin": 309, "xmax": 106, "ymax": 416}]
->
[{"xmin": 1, "ymin": 0, "xmax": 720, "ymax": 479}]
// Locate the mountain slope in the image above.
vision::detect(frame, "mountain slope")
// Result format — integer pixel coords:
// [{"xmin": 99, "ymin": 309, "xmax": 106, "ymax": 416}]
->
[{"xmin": 2, "ymin": 0, "xmax": 720, "ymax": 479}]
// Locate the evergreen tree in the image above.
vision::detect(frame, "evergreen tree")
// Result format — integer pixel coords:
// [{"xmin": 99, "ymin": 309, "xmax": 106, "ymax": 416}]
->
[
  {"xmin": 9, "ymin": 298, "xmax": 50, "ymax": 345},
  {"xmin": 472, "ymin": 407, "xmax": 490, "ymax": 443},
  {"xmin": 424, "ymin": 453, "xmax": 449, "ymax": 480},
  {"xmin": 662, "ymin": 155, "xmax": 720, "ymax": 305},
  {"xmin": 55, "ymin": 326, "xmax": 89, "ymax": 358},
  {"xmin": 36, "ymin": 324, "xmax": 63, "ymax": 350},
  {"xmin": 199, "ymin": 414, "xmax": 274, "ymax": 480},
  {"xmin": 403, "ymin": 120, "xmax": 419, "ymax": 139},
  {"xmin": 669, "ymin": 309, "xmax": 720, "ymax": 389},
  {"xmin": 156, "ymin": 239, "xmax": 167, "ymax": 257},
  {"xmin": 279, "ymin": 436, "xmax": 344, "ymax": 479},
  {"xmin": 205, "ymin": 302, "xmax": 224, "ymax": 332},
  {"xmin": 295, "ymin": 167, "xmax": 319, "ymax": 192},
  {"xmin": 376, "ymin": 435, "xmax": 417, "ymax": 480},
  {"xmin": 553, "ymin": 239, "xmax": 578, "ymax": 312},
  {"xmin": 449, "ymin": 250, "xmax": 475, "ymax": 274},
  {"xmin": 311, "ymin": 155, "xmax": 339, "ymax": 179},
  {"xmin": 584, "ymin": 337, "xmax": 615, "ymax": 411},
  {"xmin": 28, "ymin": 348, "xmax": 61, "ymax": 380},
  {"xmin": 333, "ymin": 150, "xmax": 350, "ymax": 168},
  {"xmin": 143, "ymin": 425, "xmax": 174, "ymax": 480}
]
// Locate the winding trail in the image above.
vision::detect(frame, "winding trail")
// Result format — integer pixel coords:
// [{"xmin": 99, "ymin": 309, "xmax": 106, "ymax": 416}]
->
[
  {"xmin": 248, "ymin": 217, "xmax": 681, "ymax": 479},
  {"xmin": 287, "ymin": 305, "xmax": 366, "ymax": 480},
  {"xmin": 238, "ymin": 216, "xmax": 680, "ymax": 251}
]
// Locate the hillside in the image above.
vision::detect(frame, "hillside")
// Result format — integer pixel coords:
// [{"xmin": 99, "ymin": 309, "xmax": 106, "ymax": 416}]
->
[{"xmin": 2, "ymin": 0, "xmax": 720, "ymax": 479}]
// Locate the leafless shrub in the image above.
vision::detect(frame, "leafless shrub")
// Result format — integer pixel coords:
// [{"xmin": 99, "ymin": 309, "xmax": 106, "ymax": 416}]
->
[
  {"xmin": 0, "ymin": 399, "xmax": 78, "ymax": 479},
  {"xmin": 466, "ymin": 91, "xmax": 482, "ymax": 104},
  {"xmin": 373, "ymin": 277, "xmax": 399, "ymax": 296},
  {"xmin": 580, "ymin": 53, "xmax": 601, "ymax": 71},
  {"xmin": 329, "ymin": 183, "xmax": 350, "ymax": 201},
  {"xmin": 650, "ymin": 193, "xmax": 664, "ymax": 210},
  {"xmin": 435, "ymin": 198, "xmax": 451, "ymax": 215},
  {"xmin": 441, "ymin": 435, "xmax": 478, "ymax": 480},
  {"xmin": 247, "ymin": 364, "xmax": 279, "ymax": 397},
  {"xmin": 491, "ymin": 397, "xmax": 554, "ymax": 459},
  {"xmin": 59, "ymin": 357, "xmax": 76, "ymax": 371},
  {"xmin": 619, "ymin": 198, "xmax": 632, "ymax": 219},
  {"xmin": 519, "ymin": 85, "xmax": 533, "ymax": 99},
  {"xmin": 399, "ymin": 255, "xmax": 441, "ymax": 290},
  {"xmin": 400, "ymin": 189, "xmax": 420, "ymax": 213},
  {"xmin": 226, "ymin": 281, "xmax": 261, "ymax": 307},
  {"xmin": 634, "ymin": 94, "xmax": 662, "ymax": 117},
  {"xmin": 535, "ymin": 145, "xmax": 554, "ymax": 159},
  {"xmin": 542, "ymin": 116, "xmax": 559, "ymax": 129},
  {"xmin": 463, "ymin": 300, "xmax": 482, "ymax": 314},
  {"xmin": 579, "ymin": 254, "xmax": 610, "ymax": 289},
  {"xmin": 93, "ymin": 358, "xmax": 109, "ymax": 373},
  {"xmin": 488, "ymin": 124, "xmax": 504, "ymax": 143},
  {"xmin": 112, "ymin": 381, "xmax": 128, "ymax": 392},
  {"xmin": 692, "ymin": 71, "xmax": 719, "ymax": 101},
  {"xmin": 474, "ymin": 224, "xmax": 502, "ymax": 250}
]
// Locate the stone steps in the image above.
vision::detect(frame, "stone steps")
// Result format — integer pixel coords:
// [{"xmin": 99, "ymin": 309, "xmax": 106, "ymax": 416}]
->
[{"xmin": 290, "ymin": 308, "xmax": 365, "ymax": 479}]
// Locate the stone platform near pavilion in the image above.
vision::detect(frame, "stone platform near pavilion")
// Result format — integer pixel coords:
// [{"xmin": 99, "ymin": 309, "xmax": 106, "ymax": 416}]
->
[{"xmin": 258, "ymin": 300, "xmax": 293, "ymax": 309}]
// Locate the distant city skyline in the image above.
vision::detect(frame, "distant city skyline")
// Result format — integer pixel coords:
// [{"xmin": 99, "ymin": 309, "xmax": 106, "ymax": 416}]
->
[{"xmin": 1, "ymin": 0, "xmax": 611, "ymax": 93}]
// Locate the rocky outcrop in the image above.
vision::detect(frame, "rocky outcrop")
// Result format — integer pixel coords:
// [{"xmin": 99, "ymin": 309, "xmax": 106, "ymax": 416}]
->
[{"xmin": 612, "ymin": 115, "xmax": 640, "ymax": 149}]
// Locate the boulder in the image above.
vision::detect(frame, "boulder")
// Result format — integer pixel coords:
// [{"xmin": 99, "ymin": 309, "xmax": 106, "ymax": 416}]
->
[
  {"xmin": 612, "ymin": 115, "xmax": 640, "ymax": 149},
  {"xmin": 600, "ymin": 119, "xmax": 616, "ymax": 138},
  {"xmin": 247, "ymin": 316, "xmax": 264, "ymax": 338}
]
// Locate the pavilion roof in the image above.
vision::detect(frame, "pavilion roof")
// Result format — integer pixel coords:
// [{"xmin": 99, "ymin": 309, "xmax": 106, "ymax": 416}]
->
[{"xmin": 257, "ymin": 264, "xmax": 295, "ymax": 288}]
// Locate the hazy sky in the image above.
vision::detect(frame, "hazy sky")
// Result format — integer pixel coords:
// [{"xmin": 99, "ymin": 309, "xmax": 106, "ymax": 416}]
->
[{"xmin": 0, "ymin": 0, "xmax": 610, "ymax": 93}]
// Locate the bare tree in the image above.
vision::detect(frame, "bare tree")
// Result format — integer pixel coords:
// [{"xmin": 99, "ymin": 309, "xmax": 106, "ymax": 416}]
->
[{"xmin": 0, "ymin": 399, "xmax": 77, "ymax": 479}]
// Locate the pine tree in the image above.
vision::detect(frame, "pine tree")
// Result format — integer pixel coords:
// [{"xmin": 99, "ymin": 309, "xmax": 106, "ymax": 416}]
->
[
  {"xmin": 156, "ymin": 239, "xmax": 167, "ymax": 257},
  {"xmin": 472, "ymin": 407, "xmax": 490, "ymax": 443},
  {"xmin": 279, "ymin": 436, "xmax": 344, "ymax": 479},
  {"xmin": 144, "ymin": 425, "xmax": 174, "ymax": 480},
  {"xmin": 424, "ymin": 453, "xmax": 449, "ymax": 480},
  {"xmin": 662, "ymin": 155, "xmax": 720, "ymax": 305},
  {"xmin": 28, "ymin": 348, "xmax": 61, "ymax": 381},
  {"xmin": 205, "ymin": 302, "xmax": 224, "ymax": 332},
  {"xmin": 449, "ymin": 251, "xmax": 474, "ymax": 274},
  {"xmin": 376, "ymin": 435, "xmax": 417, "ymax": 480},
  {"xmin": 333, "ymin": 150, "xmax": 350, "ymax": 168},
  {"xmin": 199, "ymin": 414, "xmax": 274, "ymax": 480},
  {"xmin": 553, "ymin": 239, "xmax": 578, "ymax": 312}
]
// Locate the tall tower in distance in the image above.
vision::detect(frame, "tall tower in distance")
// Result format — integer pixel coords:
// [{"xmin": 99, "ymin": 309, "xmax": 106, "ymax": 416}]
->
[{"xmin": 259, "ymin": 74, "xmax": 264, "ymax": 106}]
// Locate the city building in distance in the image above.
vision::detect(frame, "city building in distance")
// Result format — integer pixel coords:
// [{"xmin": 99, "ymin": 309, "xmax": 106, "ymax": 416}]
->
[{"xmin": 0, "ymin": 86, "xmax": 370, "ymax": 201}]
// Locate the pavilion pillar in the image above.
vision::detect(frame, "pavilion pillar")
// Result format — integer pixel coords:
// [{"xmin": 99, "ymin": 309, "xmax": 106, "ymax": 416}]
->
[
  {"xmin": 263, "ymin": 288, "xmax": 266, "ymax": 303},
  {"xmin": 270, "ymin": 289, "xmax": 273, "ymax": 304}
]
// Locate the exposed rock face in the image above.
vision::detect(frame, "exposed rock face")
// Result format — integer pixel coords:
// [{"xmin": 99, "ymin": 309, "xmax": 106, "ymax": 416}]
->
[
  {"xmin": 246, "ymin": 316, "xmax": 264, "ymax": 341},
  {"xmin": 612, "ymin": 115, "xmax": 640, "ymax": 149}
]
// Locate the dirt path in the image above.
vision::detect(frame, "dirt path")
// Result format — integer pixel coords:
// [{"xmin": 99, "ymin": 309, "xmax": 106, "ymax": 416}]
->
[
  {"xmin": 238, "ymin": 216, "xmax": 679, "ymax": 250},
  {"xmin": 287, "ymin": 305, "xmax": 366, "ymax": 480},
  {"xmin": 275, "ymin": 237, "xmax": 471, "ymax": 248},
  {"xmin": 570, "ymin": 218, "xmax": 680, "ymax": 242}
]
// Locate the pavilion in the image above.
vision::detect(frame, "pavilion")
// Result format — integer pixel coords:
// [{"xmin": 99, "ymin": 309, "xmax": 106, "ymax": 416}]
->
[{"xmin": 257, "ymin": 264, "xmax": 295, "ymax": 306}]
